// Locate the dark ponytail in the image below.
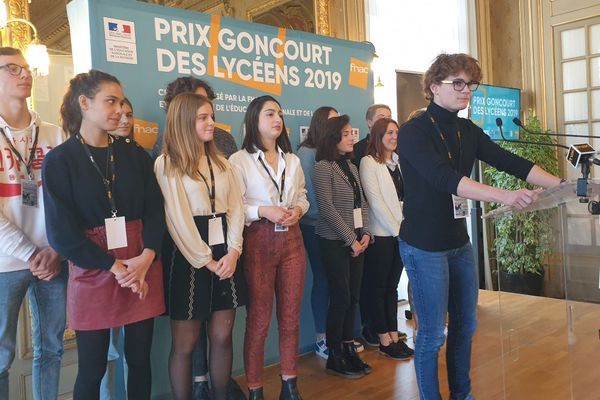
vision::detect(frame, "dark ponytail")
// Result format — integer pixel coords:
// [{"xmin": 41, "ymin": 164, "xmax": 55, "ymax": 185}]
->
[{"xmin": 60, "ymin": 69, "xmax": 121, "ymax": 136}]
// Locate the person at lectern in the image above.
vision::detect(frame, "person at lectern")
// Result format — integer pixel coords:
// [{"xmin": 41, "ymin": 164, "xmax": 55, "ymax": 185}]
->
[{"xmin": 396, "ymin": 53, "xmax": 562, "ymax": 400}]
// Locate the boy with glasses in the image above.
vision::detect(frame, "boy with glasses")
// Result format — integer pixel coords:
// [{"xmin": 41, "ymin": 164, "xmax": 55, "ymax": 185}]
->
[
  {"xmin": 0, "ymin": 47, "xmax": 67, "ymax": 400},
  {"xmin": 397, "ymin": 53, "xmax": 561, "ymax": 400}
]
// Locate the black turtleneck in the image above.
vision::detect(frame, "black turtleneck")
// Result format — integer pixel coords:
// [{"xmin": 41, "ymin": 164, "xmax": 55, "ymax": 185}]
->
[{"xmin": 396, "ymin": 101, "xmax": 534, "ymax": 251}]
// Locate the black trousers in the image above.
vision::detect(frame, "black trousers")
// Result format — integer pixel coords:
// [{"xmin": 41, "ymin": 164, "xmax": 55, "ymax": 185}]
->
[
  {"xmin": 73, "ymin": 318, "xmax": 154, "ymax": 400},
  {"xmin": 319, "ymin": 238, "xmax": 364, "ymax": 349},
  {"xmin": 363, "ymin": 236, "xmax": 403, "ymax": 334}
]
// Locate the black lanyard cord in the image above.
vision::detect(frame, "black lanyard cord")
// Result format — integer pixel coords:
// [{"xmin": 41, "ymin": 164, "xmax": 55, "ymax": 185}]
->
[
  {"xmin": 336, "ymin": 159, "xmax": 362, "ymax": 209},
  {"xmin": 199, "ymin": 156, "xmax": 217, "ymax": 215},
  {"xmin": 0, "ymin": 125, "xmax": 40, "ymax": 180},
  {"xmin": 258, "ymin": 154, "xmax": 286, "ymax": 204},
  {"xmin": 427, "ymin": 112, "xmax": 462, "ymax": 172},
  {"xmin": 76, "ymin": 133, "xmax": 117, "ymax": 217}
]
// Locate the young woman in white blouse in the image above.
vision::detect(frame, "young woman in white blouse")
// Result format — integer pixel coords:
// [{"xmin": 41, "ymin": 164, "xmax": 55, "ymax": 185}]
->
[
  {"xmin": 359, "ymin": 118, "xmax": 414, "ymax": 360},
  {"xmin": 229, "ymin": 95, "xmax": 308, "ymax": 400},
  {"xmin": 154, "ymin": 93, "xmax": 246, "ymax": 400}
]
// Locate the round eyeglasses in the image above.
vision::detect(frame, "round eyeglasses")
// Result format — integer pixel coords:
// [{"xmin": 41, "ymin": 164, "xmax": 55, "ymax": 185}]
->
[
  {"xmin": 0, "ymin": 63, "xmax": 32, "ymax": 76},
  {"xmin": 440, "ymin": 79, "xmax": 480, "ymax": 92}
]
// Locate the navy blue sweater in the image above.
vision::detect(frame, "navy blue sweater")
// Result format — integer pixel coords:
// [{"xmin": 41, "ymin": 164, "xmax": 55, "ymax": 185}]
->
[
  {"xmin": 397, "ymin": 101, "xmax": 534, "ymax": 251},
  {"xmin": 42, "ymin": 136, "xmax": 165, "ymax": 269}
]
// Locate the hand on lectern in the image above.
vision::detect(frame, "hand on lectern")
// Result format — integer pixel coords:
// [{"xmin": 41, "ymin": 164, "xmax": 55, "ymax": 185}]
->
[{"xmin": 501, "ymin": 188, "xmax": 539, "ymax": 210}]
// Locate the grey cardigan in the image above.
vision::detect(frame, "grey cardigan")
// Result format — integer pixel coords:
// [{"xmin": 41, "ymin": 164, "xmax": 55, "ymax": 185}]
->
[{"xmin": 313, "ymin": 159, "xmax": 370, "ymax": 246}]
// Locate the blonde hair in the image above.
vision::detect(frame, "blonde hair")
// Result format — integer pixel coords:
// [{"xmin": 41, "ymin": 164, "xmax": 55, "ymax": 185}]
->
[{"xmin": 162, "ymin": 93, "xmax": 225, "ymax": 178}]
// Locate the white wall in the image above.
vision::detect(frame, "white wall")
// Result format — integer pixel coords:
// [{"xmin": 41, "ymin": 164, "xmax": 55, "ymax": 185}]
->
[{"xmin": 365, "ymin": 0, "xmax": 474, "ymax": 118}]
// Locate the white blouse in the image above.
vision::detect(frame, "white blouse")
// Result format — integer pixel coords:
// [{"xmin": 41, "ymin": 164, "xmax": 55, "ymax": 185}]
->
[
  {"xmin": 229, "ymin": 147, "xmax": 309, "ymax": 225},
  {"xmin": 154, "ymin": 154, "xmax": 244, "ymax": 268}
]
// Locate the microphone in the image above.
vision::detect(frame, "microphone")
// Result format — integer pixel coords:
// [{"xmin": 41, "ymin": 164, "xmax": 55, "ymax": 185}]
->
[
  {"xmin": 512, "ymin": 117, "xmax": 600, "ymax": 139},
  {"xmin": 566, "ymin": 143, "xmax": 597, "ymax": 169},
  {"xmin": 495, "ymin": 118, "xmax": 569, "ymax": 149},
  {"xmin": 498, "ymin": 119, "xmax": 600, "ymax": 199}
]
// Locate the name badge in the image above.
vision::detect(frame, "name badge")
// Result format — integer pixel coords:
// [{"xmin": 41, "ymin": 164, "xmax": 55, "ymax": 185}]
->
[
  {"xmin": 105, "ymin": 216, "xmax": 128, "ymax": 250},
  {"xmin": 452, "ymin": 195, "xmax": 470, "ymax": 219},
  {"xmin": 353, "ymin": 208, "xmax": 363, "ymax": 229},
  {"xmin": 274, "ymin": 223, "xmax": 289, "ymax": 232},
  {"xmin": 208, "ymin": 217, "xmax": 225, "ymax": 246},
  {"xmin": 21, "ymin": 180, "xmax": 38, "ymax": 207}
]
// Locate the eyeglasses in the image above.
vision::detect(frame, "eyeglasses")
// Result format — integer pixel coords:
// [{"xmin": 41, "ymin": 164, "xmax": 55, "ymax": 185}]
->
[
  {"xmin": 0, "ymin": 63, "xmax": 32, "ymax": 77},
  {"xmin": 440, "ymin": 79, "xmax": 480, "ymax": 92}
]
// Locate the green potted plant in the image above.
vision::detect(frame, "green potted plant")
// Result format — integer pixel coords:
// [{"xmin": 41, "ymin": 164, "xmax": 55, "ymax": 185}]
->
[{"xmin": 482, "ymin": 111, "xmax": 559, "ymax": 295}]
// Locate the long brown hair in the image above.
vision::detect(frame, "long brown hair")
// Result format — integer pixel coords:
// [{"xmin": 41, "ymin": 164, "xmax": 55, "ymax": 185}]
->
[
  {"xmin": 366, "ymin": 118, "xmax": 399, "ymax": 164},
  {"xmin": 162, "ymin": 93, "xmax": 225, "ymax": 178}
]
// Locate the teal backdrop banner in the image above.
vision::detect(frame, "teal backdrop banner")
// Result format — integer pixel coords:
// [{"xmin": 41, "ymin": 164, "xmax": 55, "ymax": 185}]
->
[
  {"xmin": 67, "ymin": 0, "xmax": 374, "ymax": 155},
  {"xmin": 66, "ymin": 0, "xmax": 375, "ymax": 397},
  {"xmin": 469, "ymin": 84, "xmax": 521, "ymax": 140}
]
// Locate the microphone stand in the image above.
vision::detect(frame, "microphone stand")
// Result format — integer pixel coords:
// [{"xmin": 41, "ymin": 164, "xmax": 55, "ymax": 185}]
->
[
  {"xmin": 513, "ymin": 118, "xmax": 600, "ymax": 140},
  {"xmin": 495, "ymin": 118, "xmax": 599, "ymax": 201}
]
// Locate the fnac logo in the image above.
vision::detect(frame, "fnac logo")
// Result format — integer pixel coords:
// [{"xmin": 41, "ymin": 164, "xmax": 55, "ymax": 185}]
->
[
  {"xmin": 348, "ymin": 58, "xmax": 370, "ymax": 90},
  {"xmin": 133, "ymin": 118, "xmax": 159, "ymax": 150}
]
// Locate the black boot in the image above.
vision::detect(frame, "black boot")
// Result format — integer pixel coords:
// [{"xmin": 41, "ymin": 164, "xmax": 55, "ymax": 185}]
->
[
  {"xmin": 279, "ymin": 376, "xmax": 303, "ymax": 400},
  {"xmin": 227, "ymin": 378, "xmax": 247, "ymax": 400},
  {"xmin": 248, "ymin": 387, "xmax": 264, "ymax": 400},
  {"xmin": 325, "ymin": 345, "xmax": 364, "ymax": 379},
  {"xmin": 343, "ymin": 341, "xmax": 373, "ymax": 374}
]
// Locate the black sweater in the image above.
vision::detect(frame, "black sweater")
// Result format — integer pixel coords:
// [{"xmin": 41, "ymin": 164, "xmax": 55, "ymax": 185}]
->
[
  {"xmin": 42, "ymin": 136, "xmax": 165, "ymax": 269},
  {"xmin": 397, "ymin": 101, "xmax": 534, "ymax": 251}
]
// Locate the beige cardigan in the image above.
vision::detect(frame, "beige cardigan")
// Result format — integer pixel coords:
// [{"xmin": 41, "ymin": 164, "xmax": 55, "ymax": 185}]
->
[{"xmin": 154, "ymin": 154, "xmax": 244, "ymax": 268}]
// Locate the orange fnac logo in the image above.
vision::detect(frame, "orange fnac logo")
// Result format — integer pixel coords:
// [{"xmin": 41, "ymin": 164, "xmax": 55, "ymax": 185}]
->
[
  {"xmin": 133, "ymin": 118, "xmax": 159, "ymax": 149},
  {"xmin": 348, "ymin": 58, "xmax": 370, "ymax": 90}
]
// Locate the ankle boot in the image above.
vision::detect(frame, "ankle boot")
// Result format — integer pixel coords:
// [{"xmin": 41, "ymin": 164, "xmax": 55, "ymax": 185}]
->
[
  {"xmin": 343, "ymin": 341, "xmax": 373, "ymax": 374},
  {"xmin": 248, "ymin": 387, "xmax": 263, "ymax": 400},
  {"xmin": 279, "ymin": 376, "xmax": 302, "ymax": 400},
  {"xmin": 325, "ymin": 345, "xmax": 364, "ymax": 379}
]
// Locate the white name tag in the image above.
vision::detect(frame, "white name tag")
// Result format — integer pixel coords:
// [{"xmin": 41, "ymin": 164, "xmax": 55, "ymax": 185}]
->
[
  {"xmin": 274, "ymin": 223, "xmax": 289, "ymax": 232},
  {"xmin": 21, "ymin": 180, "xmax": 38, "ymax": 207},
  {"xmin": 452, "ymin": 195, "xmax": 470, "ymax": 219},
  {"xmin": 353, "ymin": 208, "xmax": 363, "ymax": 229},
  {"xmin": 208, "ymin": 217, "xmax": 225, "ymax": 246},
  {"xmin": 105, "ymin": 216, "xmax": 128, "ymax": 250}
]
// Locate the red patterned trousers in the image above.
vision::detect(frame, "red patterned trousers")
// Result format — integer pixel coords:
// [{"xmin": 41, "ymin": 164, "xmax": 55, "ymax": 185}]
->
[{"xmin": 242, "ymin": 220, "xmax": 306, "ymax": 388}]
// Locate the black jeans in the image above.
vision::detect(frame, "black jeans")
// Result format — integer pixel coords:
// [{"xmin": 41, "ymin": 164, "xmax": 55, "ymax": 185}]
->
[
  {"xmin": 363, "ymin": 236, "xmax": 403, "ymax": 334},
  {"xmin": 74, "ymin": 318, "xmax": 154, "ymax": 400},
  {"xmin": 319, "ymin": 238, "xmax": 364, "ymax": 349}
]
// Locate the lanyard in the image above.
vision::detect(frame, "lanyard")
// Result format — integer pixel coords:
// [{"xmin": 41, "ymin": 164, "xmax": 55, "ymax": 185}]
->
[
  {"xmin": 258, "ymin": 154, "xmax": 286, "ymax": 204},
  {"xmin": 0, "ymin": 126, "xmax": 40, "ymax": 180},
  {"xmin": 427, "ymin": 112, "xmax": 462, "ymax": 171},
  {"xmin": 199, "ymin": 156, "xmax": 216, "ymax": 215},
  {"xmin": 76, "ymin": 133, "xmax": 117, "ymax": 217},
  {"xmin": 336, "ymin": 159, "xmax": 362, "ymax": 208}
]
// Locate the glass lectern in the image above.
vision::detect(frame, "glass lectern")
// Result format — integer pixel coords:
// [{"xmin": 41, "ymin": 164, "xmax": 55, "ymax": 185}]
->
[{"xmin": 484, "ymin": 179, "xmax": 600, "ymax": 399}]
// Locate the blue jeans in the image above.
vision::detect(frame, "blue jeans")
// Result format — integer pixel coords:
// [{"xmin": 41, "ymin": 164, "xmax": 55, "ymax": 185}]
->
[
  {"xmin": 300, "ymin": 224, "xmax": 329, "ymax": 335},
  {"xmin": 0, "ymin": 265, "xmax": 67, "ymax": 400},
  {"xmin": 399, "ymin": 241, "xmax": 478, "ymax": 400}
]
